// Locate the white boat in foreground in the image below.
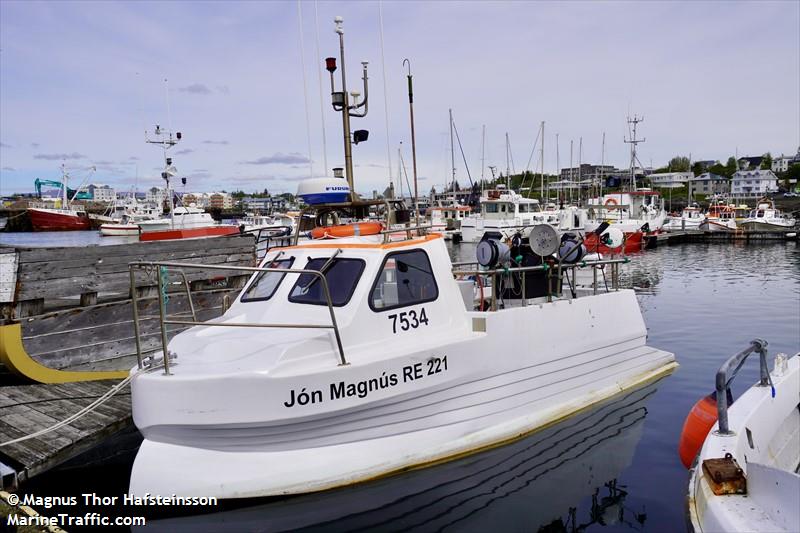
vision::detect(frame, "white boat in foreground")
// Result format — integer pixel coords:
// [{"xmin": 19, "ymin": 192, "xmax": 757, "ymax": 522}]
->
[
  {"xmin": 127, "ymin": 19, "xmax": 675, "ymax": 500},
  {"xmin": 687, "ymin": 341, "xmax": 799, "ymax": 532}
]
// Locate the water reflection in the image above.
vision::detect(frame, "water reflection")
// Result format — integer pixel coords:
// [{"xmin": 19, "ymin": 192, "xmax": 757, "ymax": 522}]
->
[{"xmin": 139, "ymin": 380, "xmax": 665, "ymax": 533}]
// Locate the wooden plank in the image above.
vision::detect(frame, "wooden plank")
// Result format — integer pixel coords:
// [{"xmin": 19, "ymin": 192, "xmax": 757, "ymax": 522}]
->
[
  {"xmin": 13, "ymin": 234, "xmax": 255, "ymax": 263},
  {"xmin": 0, "ymin": 251, "xmax": 17, "ymax": 303},
  {"xmin": 21, "ymin": 297, "xmax": 228, "ymax": 371},
  {"xmin": 0, "ymin": 381, "xmax": 132, "ymax": 480}
]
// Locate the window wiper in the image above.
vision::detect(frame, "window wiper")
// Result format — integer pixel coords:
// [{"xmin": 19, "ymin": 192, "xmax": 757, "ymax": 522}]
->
[{"xmin": 299, "ymin": 248, "xmax": 341, "ymax": 294}]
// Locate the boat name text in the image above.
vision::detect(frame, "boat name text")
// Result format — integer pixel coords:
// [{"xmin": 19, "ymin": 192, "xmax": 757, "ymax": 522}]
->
[{"xmin": 283, "ymin": 356, "xmax": 449, "ymax": 408}]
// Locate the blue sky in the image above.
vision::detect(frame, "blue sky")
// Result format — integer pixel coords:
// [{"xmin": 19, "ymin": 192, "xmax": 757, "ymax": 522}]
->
[{"xmin": 1, "ymin": 1, "xmax": 798, "ymax": 196}]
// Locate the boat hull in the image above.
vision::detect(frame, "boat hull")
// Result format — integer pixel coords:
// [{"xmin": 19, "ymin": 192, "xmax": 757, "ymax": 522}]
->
[
  {"xmin": 129, "ymin": 290, "xmax": 675, "ymax": 499},
  {"xmin": 584, "ymin": 231, "xmax": 644, "ymax": 254},
  {"xmin": 700, "ymin": 219, "xmax": 737, "ymax": 232},
  {"xmin": 739, "ymin": 221, "xmax": 795, "ymax": 232},
  {"xmin": 28, "ymin": 208, "xmax": 91, "ymax": 231},
  {"xmin": 99, "ymin": 224, "xmax": 141, "ymax": 236},
  {"xmin": 139, "ymin": 226, "xmax": 240, "ymax": 241}
]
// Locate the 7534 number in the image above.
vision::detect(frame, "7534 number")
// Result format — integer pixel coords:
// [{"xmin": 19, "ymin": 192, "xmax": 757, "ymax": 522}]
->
[{"xmin": 388, "ymin": 308, "xmax": 429, "ymax": 334}]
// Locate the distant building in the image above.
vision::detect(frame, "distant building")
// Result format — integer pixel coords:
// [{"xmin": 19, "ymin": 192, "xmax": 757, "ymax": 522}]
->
[
  {"xmin": 182, "ymin": 192, "xmax": 209, "ymax": 207},
  {"xmin": 559, "ymin": 164, "xmax": 616, "ymax": 182},
  {"xmin": 146, "ymin": 187, "xmax": 167, "ymax": 208},
  {"xmin": 737, "ymin": 156, "xmax": 763, "ymax": 171},
  {"xmin": 690, "ymin": 173, "xmax": 729, "ymax": 195},
  {"xmin": 648, "ymin": 172, "xmax": 694, "ymax": 189},
  {"xmin": 241, "ymin": 197, "xmax": 270, "ymax": 211},
  {"xmin": 731, "ymin": 170, "xmax": 779, "ymax": 197},
  {"xmin": 87, "ymin": 184, "xmax": 116, "ymax": 203},
  {"xmin": 772, "ymin": 148, "xmax": 800, "ymax": 173},
  {"xmin": 209, "ymin": 192, "xmax": 233, "ymax": 209}
]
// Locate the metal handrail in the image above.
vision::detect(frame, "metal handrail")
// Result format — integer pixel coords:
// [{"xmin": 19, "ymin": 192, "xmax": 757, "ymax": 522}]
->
[
  {"xmin": 128, "ymin": 261, "xmax": 348, "ymax": 374},
  {"xmin": 452, "ymin": 257, "xmax": 628, "ymax": 311},
  {"xmin": 715, "ymin": 339, "xmax": 771, "ymax": 435}
]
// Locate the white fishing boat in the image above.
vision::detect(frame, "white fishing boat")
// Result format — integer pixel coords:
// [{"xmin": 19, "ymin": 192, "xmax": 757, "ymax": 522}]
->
[
  {"xmin": 428, "ymin": 204, "xmax": 470, "ymax": 240},
  {"xmin": 739, "ymin": 198, "xmax": 796, "ymax": 232},
  {"xmin": 665, "ymin": 204, "xmax": 705, "ymax": 231},
  {"xmin": 585, "ymin": 190, "xmax": 667, "ymax": 235},
  {"xmin": 240, "ymin": 213, "xmax": 295, "ymax": 236},
  {"xmin": 127, "ymin": 18, "xmax": 676, "ymax": 500},
  {"xmin": 700, "ymin": 203, "xmax": 738, "ymax": 233},
  {"xmin": 685, "ymin": 341, "xmax": 799, "ymax": 533},
  {"xmin": 460, "ymin": 187, "xmax": 545, "ymax": 242}
]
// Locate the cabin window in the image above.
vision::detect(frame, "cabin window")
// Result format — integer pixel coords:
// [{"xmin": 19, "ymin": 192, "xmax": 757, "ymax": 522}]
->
[
  {"xmin": 369, "ymin": 249, "xmax": 439, "ymax": 311},
  {"xmin": 289, "ymin": 257, "xmax": 365, "ymax": 307},
  {"xmin": 240, "ymin": 257, "xmax": 295, "ymax": 302},
  {"xmin": 484, "ymin": 203, "xmax": 499, "ymax": 214}
]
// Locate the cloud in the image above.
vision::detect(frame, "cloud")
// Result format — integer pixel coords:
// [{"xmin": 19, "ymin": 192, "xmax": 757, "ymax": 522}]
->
[
  {"xmin": 0, "ymin": 143, "xmax": 12, "ymax": 148},
  {"xmin": 34, "ymin": 152, "xmax": 86, "ymax": 160},
  {"xmin": 202, "ymin": 140, "xmax": 229, "ymax": 145},
  {"xmin": 243, "ymin": 152, "xmax": 311, "ymax": 165},
  {"xmin": 30, "ymin": 143, "xmax": 39, "ymax": 148},
  {"xmin": 128, "ymin": 156, "xmax": 139, "ymax": 161},
  {"xmin": 178, "ymin": 83, "xmax": 212, "ymax": 95},
  {"xmin": 2, "ymin": 167, "xmax": 15, "ymax": 171},
  {"xmin": 174, "ymin": 149, "xmax": 194, "ymax": 155},
  {"xmin": 217, "ymin": 85, "xmax": 230, "ymax": 95}
]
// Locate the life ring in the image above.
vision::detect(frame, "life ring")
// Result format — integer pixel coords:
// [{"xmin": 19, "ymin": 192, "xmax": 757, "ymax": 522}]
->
[
  {"xmin": 604, "ymin": 198, "xmax": 618, "ymax": 207},
  {"xmin": 310, "ymin": 221, "xmax": 383, "ymax": 239}
]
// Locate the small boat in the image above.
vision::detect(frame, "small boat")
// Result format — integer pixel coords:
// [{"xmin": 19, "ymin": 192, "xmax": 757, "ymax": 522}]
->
[
  {"xmin": 428, "ymin": 204, "xmax": 470, "ymax": 240},
  {"xmin": 460, "ymin": 187, "xmax": 545, "ymax": 242},
  {"xmin": 684, "ymin": 341, "xmax": 799, "ymax": 532},
  {"xmin": 739, "ymin": 198, "xmax": 796, "ymax": 232},
  {"xmin": 700, "ymin": 203, "xmax": 738, "ymax": 233},
  {"xmin": 127, "ymin": 19, "xmax": 676, "ymax": 500},
  {"xmin": 665, "ymin": 204, "xmax": 705, "ymax": 231},
  {"xmin": 240, "ymin": 213, "xmax": 295, "ymax": 236}
]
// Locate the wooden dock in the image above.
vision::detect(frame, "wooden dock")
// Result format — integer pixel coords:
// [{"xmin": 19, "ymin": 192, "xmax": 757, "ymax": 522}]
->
[
  {"xmin": 655, "ymin": 229, "xmax": 798, "ymax": 245},
  {"xmin": 0, "ymin": 234, "xmax": 257, "ymax": 488},
  {"xmin": 0, "ymin": 380, "xmax": 131, "ymax": 489}
]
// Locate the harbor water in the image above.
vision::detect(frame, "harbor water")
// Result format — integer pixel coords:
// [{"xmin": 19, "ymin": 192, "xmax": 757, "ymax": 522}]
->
[{"xmin": 7, "ymin": 233, "xmax": 800, "ymax": 531}]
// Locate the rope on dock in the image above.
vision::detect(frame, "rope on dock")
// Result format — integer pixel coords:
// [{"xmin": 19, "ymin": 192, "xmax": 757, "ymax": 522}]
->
[{"xmin": 0, "ymin": 374, "xmax": 133, "ymax": 447}]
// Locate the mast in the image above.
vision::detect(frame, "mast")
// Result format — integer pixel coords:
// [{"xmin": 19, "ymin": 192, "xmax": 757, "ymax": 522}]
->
[
  {"xmin": 480, "ymin": 124, "xmax": 486, "ymax": 192},
  {"xmin": 578, "ymin": 136, "xmax": 583, "ymax": 203},
  {"xmin": 449, "ymin": 109, "xmax": 456, "ymax": 201},
  {"xmin": 505, "ymin": 132, "xmax": 510, "ymax": 189},
  {"xmin": 554, "ymin": 133, "xmax": 559, "ymax": 203},
  {"xmin": 569, "ymin": 139, "xmax": 573, "ymax": 205},
  {"xmin": 540, "ymin": 121, "xmax": 545, "ymax": 201},
  {"xmin": 624, "ymin": 114, "xmax": 645, "ymax": 191},
  {"xmin": 600, "ymin": 131, "xmax": 605, "ymax": 199},
  {"xmin": 61, "ymin": 164, "xmax": 68, "ymax": 209}
]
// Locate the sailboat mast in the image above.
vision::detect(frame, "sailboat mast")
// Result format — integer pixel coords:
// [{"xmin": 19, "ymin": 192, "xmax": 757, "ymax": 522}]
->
[
  {"xmin": 600, "ymin": 132, "xmax": 605, "ymax": 199},
  {"xmin": 505, "ymin": 132, "xmax": 510, "ymax": 189},
  {"xmin": 480, "ymin": 124, "xmax": 485, "ymax": 192},
  {"xmin": 540, "ymin": 121, "xmax": 545, "ymax": 200},
  {"xmin": 578, "ymin": 137, "xmax": 583, "ymax": 203},
  {"xmin": 61, "ymin": 164, "xmax": 68, "ymax": 209},
  {"xmin": 449, "ymin": 109, "xmax": 456, "ymax": 200},
  {"xmin": 569, "ymin": 140, "xmax": 573, "ymax": 205}
]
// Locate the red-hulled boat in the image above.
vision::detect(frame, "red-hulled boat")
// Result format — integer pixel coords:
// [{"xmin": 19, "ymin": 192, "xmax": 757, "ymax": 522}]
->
[
  {"xmin": 28, "ymin": 207, "xmax": 91, "ymax": 231},
  {"xmin": 139, "ymin": 225, "xmax": 240, "ymax": 241},
  {"xmin": 584, "ymin": 230, "xmax": 644, "ymax": 254}
]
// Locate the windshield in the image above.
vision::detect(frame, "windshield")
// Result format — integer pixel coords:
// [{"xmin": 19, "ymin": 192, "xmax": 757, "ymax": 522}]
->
[
  {"xmin": 240, "ymin": 257, "xmax": 294, "ymax": 302},
  {"xmin": 289, "ymin": 257, "xmax": 365, "ymax": 307}
]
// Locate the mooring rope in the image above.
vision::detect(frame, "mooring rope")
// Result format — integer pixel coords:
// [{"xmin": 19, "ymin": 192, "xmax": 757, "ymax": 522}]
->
[{"xmin": 0, "ymin": 374, "xmax": 134, "ymax": 447}]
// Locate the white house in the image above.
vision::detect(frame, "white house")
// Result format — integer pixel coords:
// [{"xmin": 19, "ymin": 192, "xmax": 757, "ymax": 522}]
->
[
  {"xmin": 241, "ymin": 197, "xmax": 270, "ymax": 211},
  {"xmin": 648, "ymin": 172, "xmax": 694, "ymax": 189},
  {"xmin": 772, "ymin": 148, "xmax": 800, "ymax": 173},
  {"xmin": 731, "ymin": 170, "xmax": 779, "ymax": 197}
]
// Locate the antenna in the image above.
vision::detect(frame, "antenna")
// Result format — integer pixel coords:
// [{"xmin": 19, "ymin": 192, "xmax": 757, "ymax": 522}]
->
[{"xmin": 624, "ymin": 114, "xmax": 645, "ymax": 190}]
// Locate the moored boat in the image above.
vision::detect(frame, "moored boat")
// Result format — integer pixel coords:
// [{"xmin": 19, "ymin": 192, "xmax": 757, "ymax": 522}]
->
[
  {"xmin": 739, "ymin": 198, "xmax": 796, "ymax": 232},
  {"xmin": 27, "ymin": 206, "xmax": 91, "ymax": 231},
  {"xmin": 127, "ymin": 18, "xmax": 676, "ymax": 501},
  {"xmin": 665, "ymin": 204, "xmax": 705, "ymax": 231},
  {"xmin": 700, "ymin": 203, "xmax": 738, "ymax": 232},
  {"xmin": 684, "ymin": 341, "xmax": 799, "ymax": 532}
]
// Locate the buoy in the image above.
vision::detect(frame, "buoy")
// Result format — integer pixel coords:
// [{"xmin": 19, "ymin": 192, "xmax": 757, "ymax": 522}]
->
[
  {"xmin": 310, "ymin": 222, "xmax": 382, "ymax": 239},
  {"xmin": 604, "ymin": 198, "xmax": 618, "ymax": 207},
  {"xmin": 678, "ymin": 391, "xmax": 730, "ymax": 468}
]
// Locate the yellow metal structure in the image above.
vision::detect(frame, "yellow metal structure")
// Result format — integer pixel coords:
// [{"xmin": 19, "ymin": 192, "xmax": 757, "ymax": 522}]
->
[{"xmin": 0, "ymin": 324, "xmax": 128, "ymax": 383}]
